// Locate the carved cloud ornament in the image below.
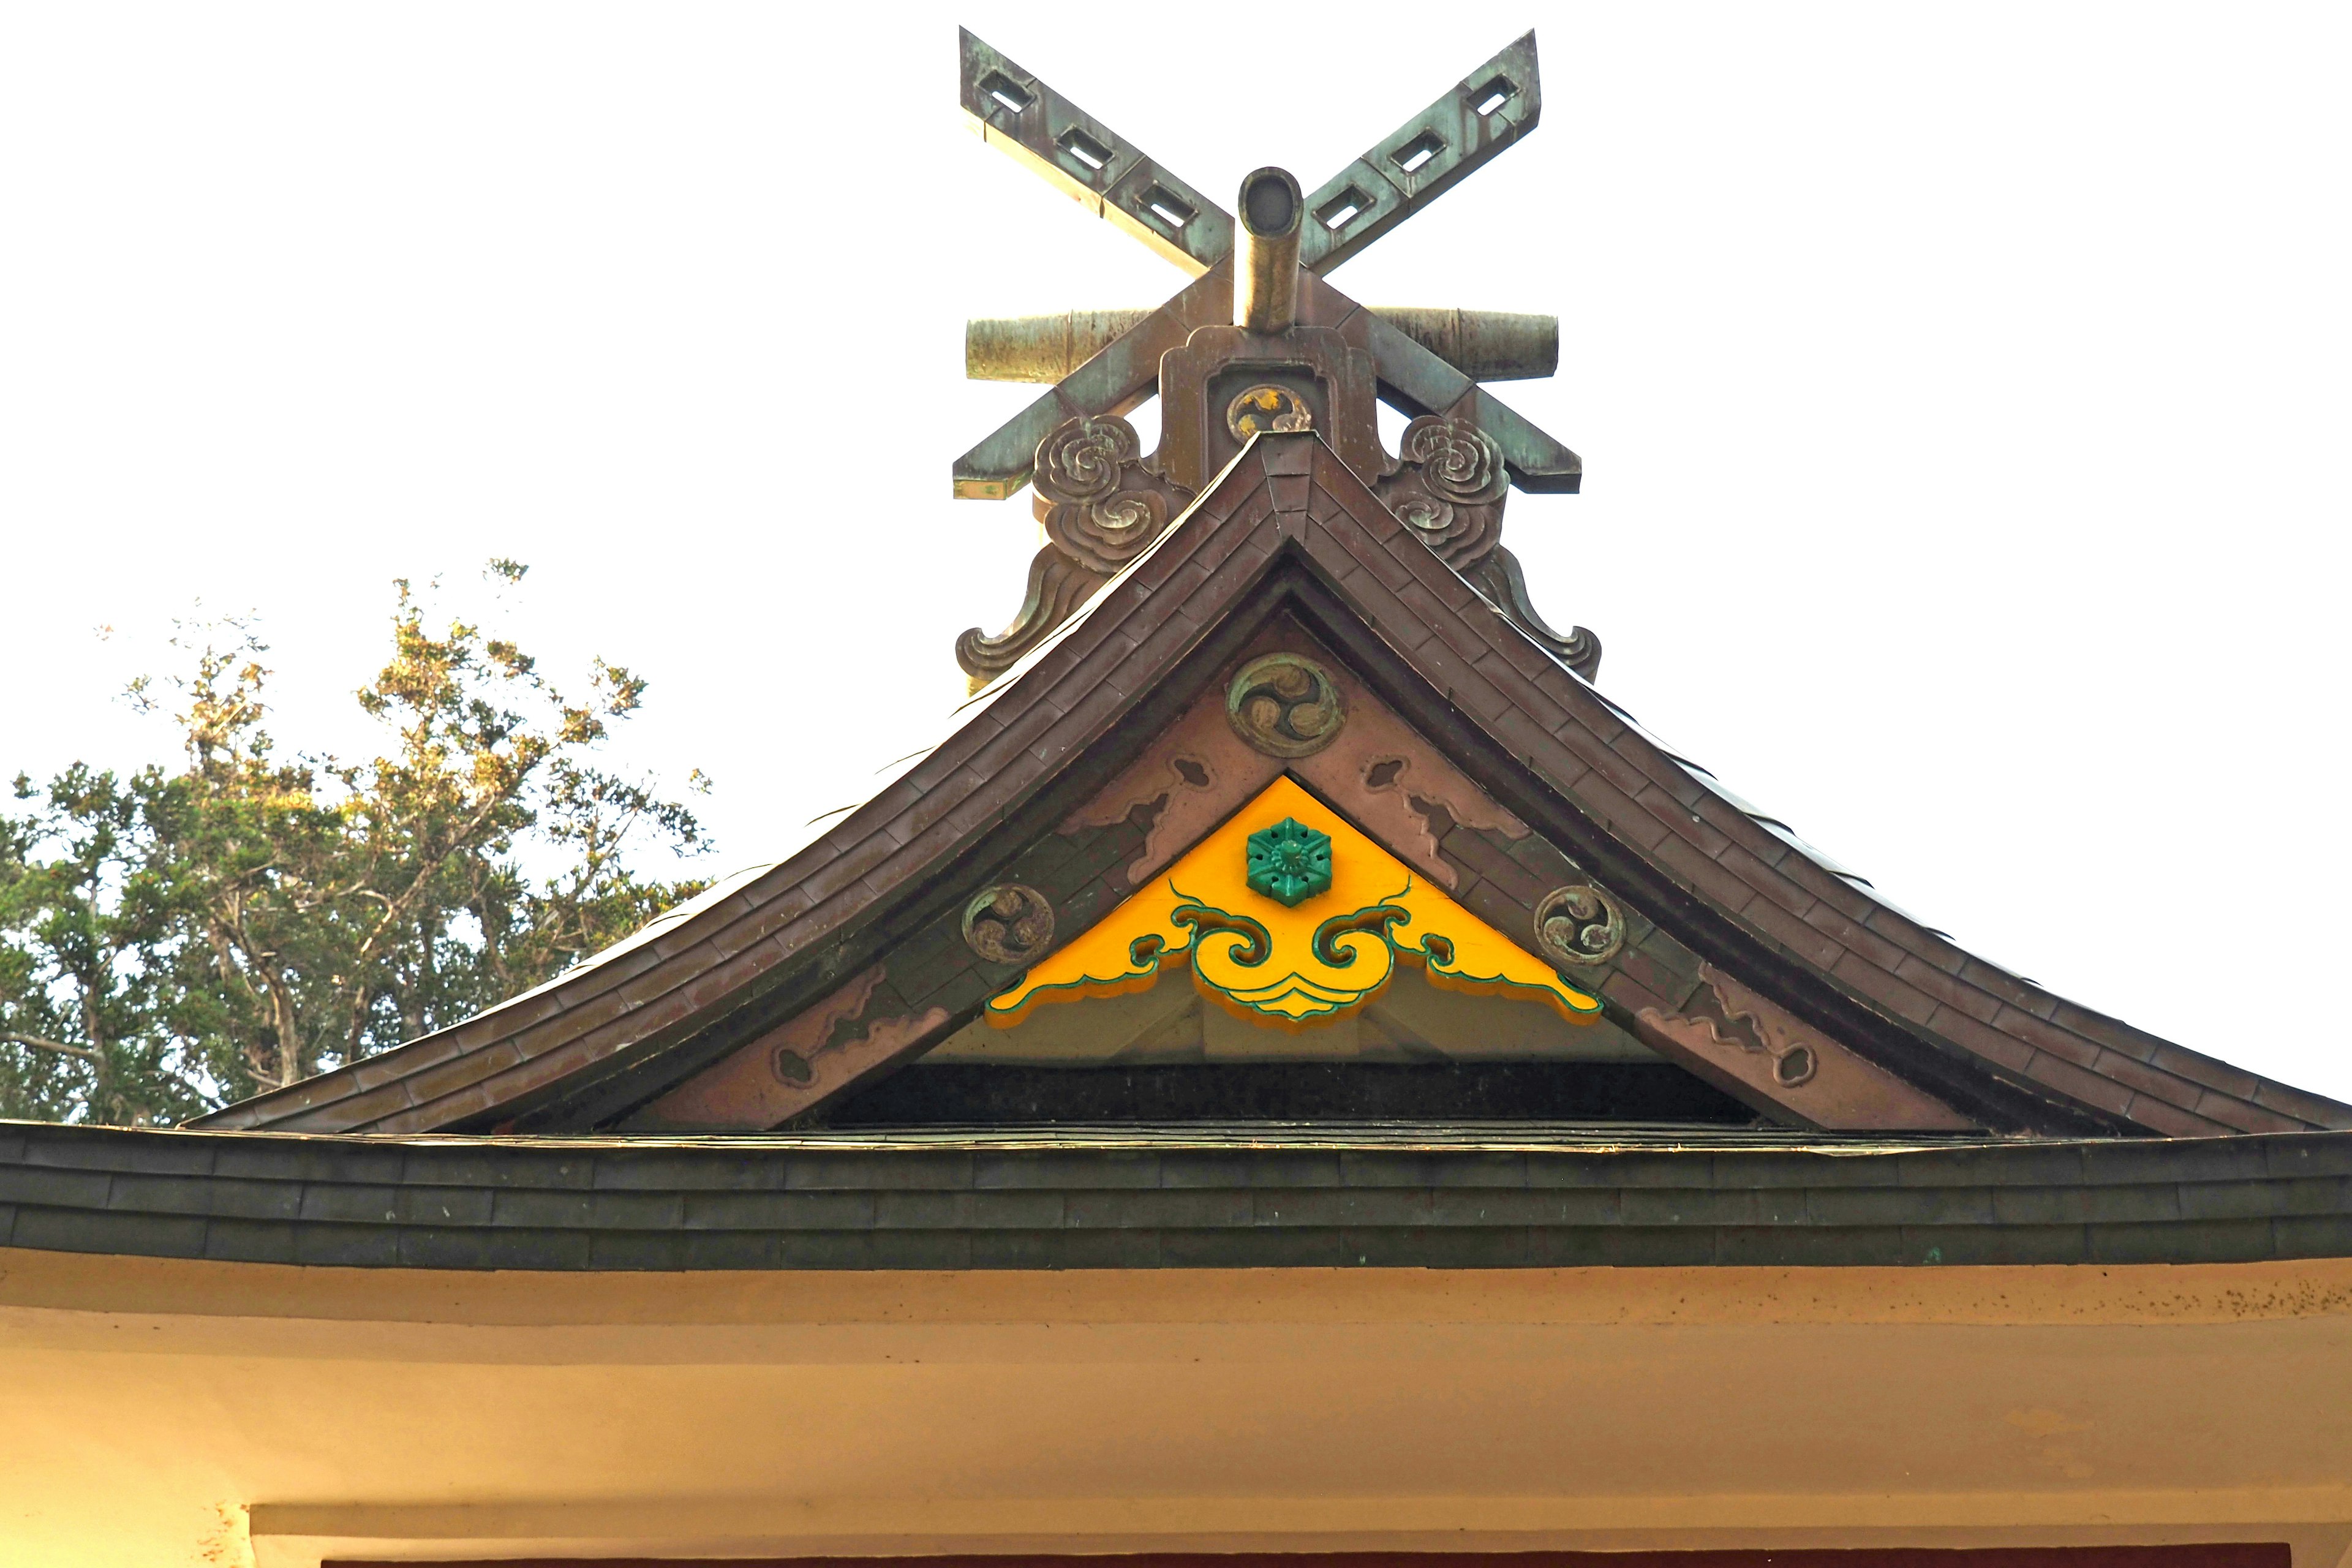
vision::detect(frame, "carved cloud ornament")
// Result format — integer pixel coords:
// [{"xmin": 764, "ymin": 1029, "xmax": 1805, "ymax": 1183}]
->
[
  {"xmin": 1378, "ymin": 417, "xmax": 1506, "ymax": 567},
  {"xmin": 990, "ymin": 775, "xmax": 1601, "ymax": 1031},
  {"xmin": 1366, "ymin": 417, "xmax": 1602, "ymax": 682},
  {"xmin": 1035, "ymin": 414, "xmax": 1174, "ymax": 573},
  {"xmin": 956, "ymin": 413, "xmax": 1193, "ymax": 689},
  {"xmin": 1399, "ymin": 415, "xmax": 1510, "ymax": 505}
]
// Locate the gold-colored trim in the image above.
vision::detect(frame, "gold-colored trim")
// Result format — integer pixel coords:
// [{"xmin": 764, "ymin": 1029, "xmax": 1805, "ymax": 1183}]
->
[{"xmin": 987, "ymin": 775, "xmax": 1600, "ymax": 1030}]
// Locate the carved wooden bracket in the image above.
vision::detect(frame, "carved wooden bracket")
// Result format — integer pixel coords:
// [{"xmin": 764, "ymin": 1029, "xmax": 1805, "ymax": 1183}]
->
[
  {"xmin": 956, "ymin": 413, "xmax": 1193, "ymax": 688},
  {"xmin": 1370, "ymin": 413, "xmax": 1600, "ymax": 682},
  {"xmin": 1469, "ymin": 545, "xmax": 1602, "ymax": 682},
  {"xmin": 1374, "ymin": 415, "xmax": 1507, "ymax": 568}
]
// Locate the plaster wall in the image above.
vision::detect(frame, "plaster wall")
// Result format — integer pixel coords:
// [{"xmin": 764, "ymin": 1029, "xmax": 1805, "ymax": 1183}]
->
[{"xmin": 1, "ymin": 1251, "xmax": 2347, "ymax": 1568}]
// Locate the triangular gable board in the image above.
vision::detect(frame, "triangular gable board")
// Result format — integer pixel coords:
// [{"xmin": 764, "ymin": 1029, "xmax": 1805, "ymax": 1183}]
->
[
  {"xmin": 631, "ymin": 662, "xmax": 1972, "ymax": 1133},
  {"xmin": 984, "ymin": 774, "xmax": 1605, "ymax": 1031},
  {"xmin": 194, "ymin": 432, "xmax": 2352, "ymax": 1138}
]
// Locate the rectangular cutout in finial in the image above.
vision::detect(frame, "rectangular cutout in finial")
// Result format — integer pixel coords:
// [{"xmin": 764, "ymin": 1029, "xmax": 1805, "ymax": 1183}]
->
[
  {"xmin": 1137, "ymin": 184, "xmax": 1196, "ymax": 233},
  {"xmin": 1390, "ymin": 130, "xmax": 1446, "ymax": 175},
  {"xmin": 977, "ymin": 70, "xmax": 1035, "ymax": 116},
  {"xmin": 1316, "ymin": 184, "xmax": 1374, "ymax": 232},
  {"xmin": 1057, "ymin": 126, "xmax": 1112, "ymax": 174}
]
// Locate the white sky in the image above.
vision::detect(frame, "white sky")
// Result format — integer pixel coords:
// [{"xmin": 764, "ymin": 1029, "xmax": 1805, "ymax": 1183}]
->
[{"xmin": 4, "ymin": 4, "xmax": 2348, "ymax": 1101}]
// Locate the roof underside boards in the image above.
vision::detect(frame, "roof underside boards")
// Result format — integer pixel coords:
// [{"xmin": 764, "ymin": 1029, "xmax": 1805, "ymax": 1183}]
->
[
  {"xmin": 9, "ymin": 1121, "xmax": 2352, "ymax": 1270},
  {"xmin": 190, "ymin": 433, "xmax": 2352, "ymax": 1140}
]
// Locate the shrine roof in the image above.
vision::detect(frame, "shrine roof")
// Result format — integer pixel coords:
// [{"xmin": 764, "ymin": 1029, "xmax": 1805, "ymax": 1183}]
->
[
  {"xmin": 24, "ymin": 25, "xmax": 2347, "ymax": 1291},
  {"xmin": 187, "ymin": 433, "xmax": 2351, "ymax": 1143}
]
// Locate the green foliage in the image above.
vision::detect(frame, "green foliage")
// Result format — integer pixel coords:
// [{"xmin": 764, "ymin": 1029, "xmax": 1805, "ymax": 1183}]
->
[{"xmin": 0, "ymin": 567, "xmax": 710, "ymax": 1124}]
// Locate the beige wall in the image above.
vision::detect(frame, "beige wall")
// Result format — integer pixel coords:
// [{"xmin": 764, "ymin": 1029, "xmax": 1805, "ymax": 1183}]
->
[{"xmin": 2, "ymin": 1248, "xmax": 2348, "ymax": 1568}]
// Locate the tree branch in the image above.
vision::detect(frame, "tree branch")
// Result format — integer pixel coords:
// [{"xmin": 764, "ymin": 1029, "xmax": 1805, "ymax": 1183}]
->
[{"xmin": 1, "ymin": 1031, "xmax": 99, "ymax": 1064}]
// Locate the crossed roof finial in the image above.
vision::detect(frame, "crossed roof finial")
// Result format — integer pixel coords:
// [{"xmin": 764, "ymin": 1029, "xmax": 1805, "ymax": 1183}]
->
[{"xmin": 951, "ymin": 28, "xmax": 1597, "ymax": 690}]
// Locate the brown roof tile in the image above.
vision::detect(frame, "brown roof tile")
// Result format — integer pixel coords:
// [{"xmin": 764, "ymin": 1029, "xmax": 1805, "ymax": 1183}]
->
[
  {"xmin": 1922, "ymin": 1004, "xmax": 2041, "ymax": 1075},
  {"xmin": 2118, "ymin": 1095, "xmax": 2232, "ymax": 1138},
  {"xmin": 2025, "ymin": 1054, "xmax": 2142, "ymax": 1120},
  {"xmin": 1889, "ymin": 952, "xmax": 2005, "ymax": 1025}
]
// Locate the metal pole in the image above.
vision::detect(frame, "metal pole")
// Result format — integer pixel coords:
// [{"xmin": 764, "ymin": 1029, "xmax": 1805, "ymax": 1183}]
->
[{"xmin": 1234, "ymin": 167, "xmax": 1302, "ymax": 334}]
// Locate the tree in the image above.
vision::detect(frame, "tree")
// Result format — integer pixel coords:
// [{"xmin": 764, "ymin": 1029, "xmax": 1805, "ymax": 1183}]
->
[
  {"xmin": 0, "ymin": 563, "xmax": 709, "ymax": 1123},
  {"xmin": 0, "ymin": 764, "xmax": 201, "ymax": 1126}
]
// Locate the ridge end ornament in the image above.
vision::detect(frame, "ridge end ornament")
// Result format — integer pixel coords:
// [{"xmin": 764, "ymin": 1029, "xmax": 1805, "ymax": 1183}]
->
[
  {"xmin": 1033, "ymin": 413, "xmax": 1188, "ymax": 574},
  {"xmin": 1378, "ymin": 415, "xmax": 1506, "ymax": 567},
  {"xmin": 956, "ymin": 413, "xmax": 1192, "ymax": 691},
  {"xmin": 1469, "ymin": 546, "xmax": 1602, "ymax": 682}
]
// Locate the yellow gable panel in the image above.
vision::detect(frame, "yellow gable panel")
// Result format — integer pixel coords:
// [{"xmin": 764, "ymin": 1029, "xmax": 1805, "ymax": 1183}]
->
[{"xmin": 988, "ymin": 775, "xmax": 1603, "ymax": 1031}]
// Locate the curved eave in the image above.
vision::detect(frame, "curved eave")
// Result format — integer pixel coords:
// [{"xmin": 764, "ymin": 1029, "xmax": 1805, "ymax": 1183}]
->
[{"xmin": 7, "ymin": 1121, "xmax": 2352, "ymax": 1270}]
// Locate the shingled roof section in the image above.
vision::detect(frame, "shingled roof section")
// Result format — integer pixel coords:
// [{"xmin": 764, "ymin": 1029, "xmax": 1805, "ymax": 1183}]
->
[
  {"xmin": 191, "ymin": 432, "xmax": 2352, "ymax": 1139},
  {"xmin": 9, "ymin": 1121, "xmax": 2352, "ymax": 1270}
]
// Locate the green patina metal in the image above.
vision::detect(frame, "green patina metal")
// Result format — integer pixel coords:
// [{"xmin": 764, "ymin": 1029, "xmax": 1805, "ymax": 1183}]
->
[
  {"xmin": 1246, "ymin": 818, "xmax": 1333, "ymax": 907},
  {"xmin": 948, "ymin": 24, "xmax": 1592, "ymax": 690},
  {"xmin": 950, "ymin": 28, "xmax": 1580, "ymax": 502}
]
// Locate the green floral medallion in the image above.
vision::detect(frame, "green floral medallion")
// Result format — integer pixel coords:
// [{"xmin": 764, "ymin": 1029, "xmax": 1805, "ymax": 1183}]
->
[{"xmin": 1245, "ymin": 817, "xmax": 1333, "ymax": 907}]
